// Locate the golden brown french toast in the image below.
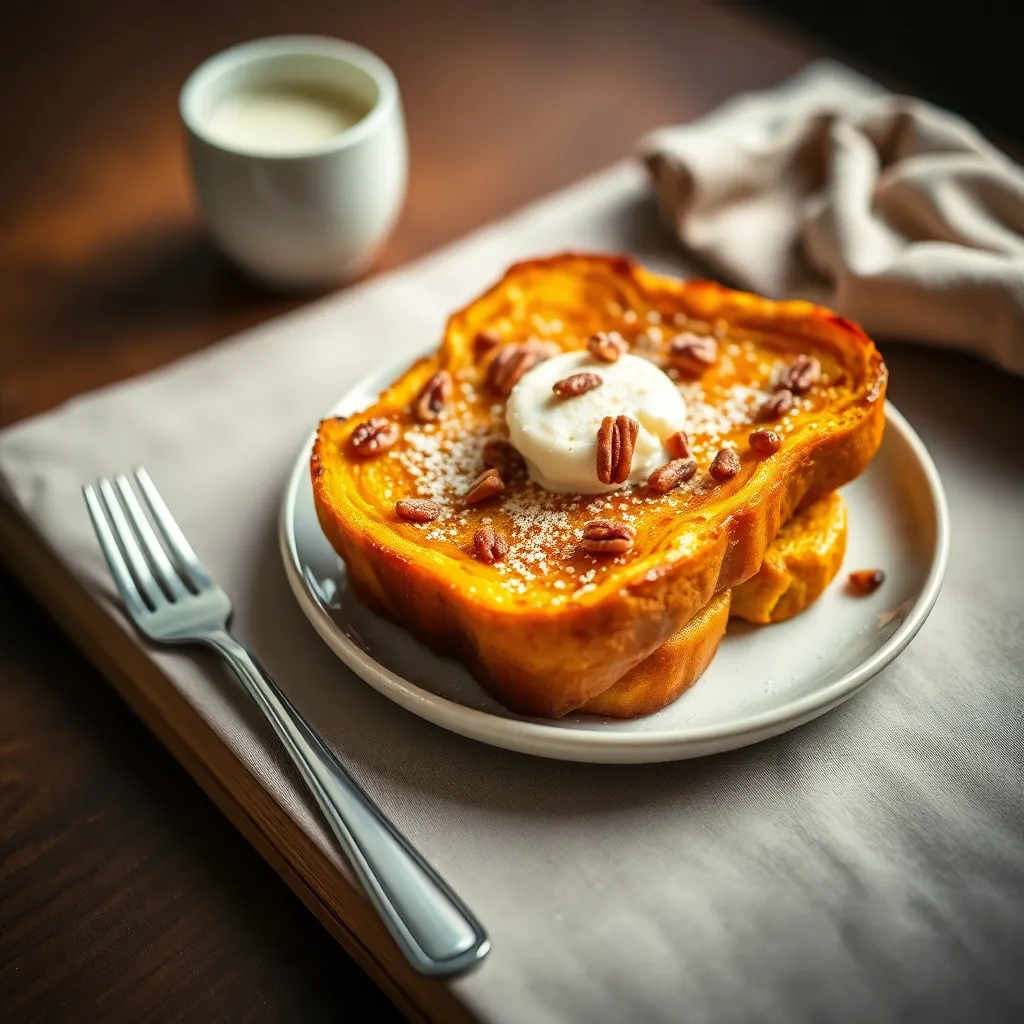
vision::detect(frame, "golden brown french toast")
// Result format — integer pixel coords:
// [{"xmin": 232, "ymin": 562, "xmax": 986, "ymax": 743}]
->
[
  {"xmin": 581, "ymin": 592, "xmax": 732, "ymax": 717},
  {"xmin": 730, "ymin": 489, "xmax": 848, "ymax": 625},
  {"xmin": 313, "ymin": 254, "xmax": 886, "ymax": 718},
  {"xmin": 583, "ymin": 491, "xmax": 847, "ymax": 717}
]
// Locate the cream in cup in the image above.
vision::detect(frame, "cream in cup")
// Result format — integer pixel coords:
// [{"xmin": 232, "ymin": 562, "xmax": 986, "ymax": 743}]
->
[{"xmin": 180, "ymin": 36, "xmax": 407, "ymax": 290}]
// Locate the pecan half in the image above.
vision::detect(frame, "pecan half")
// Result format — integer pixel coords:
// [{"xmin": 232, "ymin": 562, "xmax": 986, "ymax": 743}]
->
[
  {"xmin": 582, "ymin": 519, "xmax": 636, "ymax": 555},
  {"xmin": 748, "ymin": 428, "xmax": 782, "ymax": 456},
  {"xmin": 665, "ymin": 430, "xmax": 692, "ymax": 460},
  {"xmin": 848, "ymin": 569, "xmax": 885, "ymax": 595},
  {"xmin": 350, "ymin": 417, "xmax": 399, "ymax": 457},
  {"xmin": 414, "ymin": 370, "xmax": 453, "ymax": 422},
  {"xmin": 759, "ymin": 388, "xmax": 794, "ymax": 421},
  {"xmin": 485, "ymin": 345, "xmax": 522, "ymax": 393},
  {"xmin": 647, "ymin": 458, "xmax": 697, "ymax": 495},
  {"xmin": 668, "ymin": 333, "xmax": 718, "ymax": 377},
  {"xmin": 487, "ymin": 340, "xmax": 558, "ymax": 396},
  {"xmin": 778, "ymin": 355, "xmax": 821, "ymax": 395},
  {"xmin": 481, "ymin": 438, "xmax": 526, "ymax": 474},
  {"xmin": 464, "ymin": 468, "xmax": 505, "ymax": 504},
  {"xmin": 395, "ymin": 498, "xmax": 442, "ymax": 523},
  {"xmin": 587, "ymin": 331, "xmax": 628, "ymax": 363},
  {"xmin": 709, "ymin": 447, "xmax": 741, "ymax": 482},
  {"xmin": 473, "ymin": 525, "xmax": 508, "ymax": 564},
  {"xmin": 597, "ymin": 415, "xmax": 640, "ymax": 485},
  {"xmin": 552, "ymin": 372, "xmax": 602, "ymax": 399}
]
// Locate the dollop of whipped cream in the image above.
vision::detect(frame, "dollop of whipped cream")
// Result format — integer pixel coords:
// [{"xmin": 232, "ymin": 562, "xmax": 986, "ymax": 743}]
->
[{"xmin": 505, "ymin": 350, "xmax": 687, "ymax": 493}]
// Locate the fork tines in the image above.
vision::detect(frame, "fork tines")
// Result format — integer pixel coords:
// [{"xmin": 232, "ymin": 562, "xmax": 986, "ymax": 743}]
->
[{"xmin": 83, "ymin": 467, "xmax": 211, "ymax": 614}]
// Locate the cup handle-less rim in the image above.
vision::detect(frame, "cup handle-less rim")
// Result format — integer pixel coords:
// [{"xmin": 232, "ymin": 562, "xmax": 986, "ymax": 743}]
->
[{"xmin": 179, "ymin": 35, "xmax": 401, "ymax": 161}]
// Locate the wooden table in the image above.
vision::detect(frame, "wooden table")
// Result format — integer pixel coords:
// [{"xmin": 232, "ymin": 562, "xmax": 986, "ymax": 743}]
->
[{"xmin": 0, "ymin": 2, "xmax": 815, "ymax": 1017}]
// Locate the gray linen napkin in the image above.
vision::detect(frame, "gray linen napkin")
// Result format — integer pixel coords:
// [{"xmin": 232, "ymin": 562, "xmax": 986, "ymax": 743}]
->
[
  {"xmin": 1, "ymin": 161, "xmax": 1022, "ymax": 1023},
  {"xmin": 642, "ymin": 61, "xmax": 1024, "ymax": 375}
]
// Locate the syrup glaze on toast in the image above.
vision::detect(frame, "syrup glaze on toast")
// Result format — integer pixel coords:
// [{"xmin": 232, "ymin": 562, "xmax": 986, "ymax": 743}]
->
[{"xmin": 314, "ymin": 254, "xmax": 886, "ymax": 717}]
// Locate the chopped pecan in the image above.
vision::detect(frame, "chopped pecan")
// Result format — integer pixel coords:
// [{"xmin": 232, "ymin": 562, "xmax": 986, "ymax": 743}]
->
[
  {"xmin": 582, "ymin": 519, "xmax": 636, "ymax": 555},
  {"xmin": 647, "ymin": 458, "xmax": 697, "ymax": 495},
  {"xmin": 552, "ymin": 372, "xmax": 602, "ymax": 399},
  {"xmin": 414, "ymin": 370, "xmax": 453, "ymax": 422},
  {"xmin": 481, "ymin": 438, "xmax": 526, "ymax": 474},
  {"xmin": 395, "ymin": 498, "xmax": 442, "ymax": 523},
  {"xmin": 778, "ymin": 355, "xmax": 821, "ymax": 395},
  {"xmin": 487, "ymin": 340, "xmax": 558, "ymax": 396},
  {"xmin": 748, "ymin": 428, "xmax": 782, "ymax": 456},
  {"xmin": 848, "ymin": 569, "xmax": 885, "ymax": 595},
  {"xmin": 473, "ymin": 329, "xmax": 502, "ymax": 360},
  {"xmin": 668, "ymin": 333, "xmax": 718, "ymax": 377},
  {"xmin": 709, "ymin": 447, "xmax": 741, "ymax": 482},
  {"xmin": 464, "ymin": 468, "xmax": 505, "ymax": 504},
  {"xmin": 759, "ymin": 388, "xmax": 794, "ymax": 421},
  {"xmin": 665, "ymin": 430, "xmax": 692, "ymax": 460},
  {"xmin": 587, "ymin": 331, "xmax": 628, "ymax": 363},
  {"xmin": 597, "ymin": 415, "xmax": 640, "ymax": 485},
  {"xmin": 350, "ymin": 417, "xmax": 399, "ymax": 457},
  {"xmin": 473, "ymin": 525, "xmax": 508, "ymax": 564}
]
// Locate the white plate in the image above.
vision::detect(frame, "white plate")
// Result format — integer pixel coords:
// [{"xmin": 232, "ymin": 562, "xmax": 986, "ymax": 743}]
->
[{"xmin": 280, "ymin": 359, "xmax": 949, "ymax": 763}]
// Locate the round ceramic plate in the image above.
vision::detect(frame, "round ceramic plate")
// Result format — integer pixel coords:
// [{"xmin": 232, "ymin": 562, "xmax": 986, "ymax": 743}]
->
[{"xmin": 280, "ymin": 359, "xmax": 949, "ymax": 764}]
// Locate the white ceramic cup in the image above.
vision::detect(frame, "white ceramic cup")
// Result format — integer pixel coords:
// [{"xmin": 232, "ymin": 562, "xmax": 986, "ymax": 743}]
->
[{"xmin": 180, "ymin": 36, "xmax": 407, "ymax": 291}]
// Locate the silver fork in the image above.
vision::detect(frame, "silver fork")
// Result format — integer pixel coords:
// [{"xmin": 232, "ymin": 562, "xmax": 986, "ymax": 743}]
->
[{"xmin": 83, "ymin": 467, "xmax": 489, "ymax": 977}]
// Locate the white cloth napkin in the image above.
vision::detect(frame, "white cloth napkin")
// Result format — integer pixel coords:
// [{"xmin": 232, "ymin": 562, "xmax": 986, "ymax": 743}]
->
[
  {"xmin": 642, "ymin": 61, "xmax": 1024, "ymax": 375},
  {"xmin": 1, "ymin": 157, "xmax": 1022, "ymax": 1022}
]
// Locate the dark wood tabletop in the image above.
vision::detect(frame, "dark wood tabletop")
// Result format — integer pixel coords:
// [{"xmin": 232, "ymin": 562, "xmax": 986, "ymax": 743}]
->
[{"xmin": 0, "ymin": 2, "xmax": 824, "ymax": 1019}]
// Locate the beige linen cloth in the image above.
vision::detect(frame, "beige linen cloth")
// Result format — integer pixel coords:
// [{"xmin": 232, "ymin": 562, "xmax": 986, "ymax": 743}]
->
[
  {"xmin": 643, "ymin": 61, "xmax": 1024, "ymax": 375},
  {"xmin": 1, "ymin": 88, "xmax": 1023, "ymax": 1024}
]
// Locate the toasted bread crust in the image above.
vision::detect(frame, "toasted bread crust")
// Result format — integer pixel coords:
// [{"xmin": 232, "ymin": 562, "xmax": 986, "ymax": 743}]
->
[
  {"xmin": 581, "ymin": 592, "xmax": 732, "ymax": 717},
  {"xmin": 731, "ymin": 489, "xmax": 848, "ymax": 624},
  {"xmin": 313, "ymin": 254, "xmax": 886, "ymax": 717}
]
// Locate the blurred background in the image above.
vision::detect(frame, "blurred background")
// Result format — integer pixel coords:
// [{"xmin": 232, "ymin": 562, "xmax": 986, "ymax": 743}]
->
[
  {"xmin": 749, "ymin": 0, "xmax": 1022, "ymax": 144},
  {"xmin": 1, "ymin": 0, "xmax": 1019, "ymax": 428}
]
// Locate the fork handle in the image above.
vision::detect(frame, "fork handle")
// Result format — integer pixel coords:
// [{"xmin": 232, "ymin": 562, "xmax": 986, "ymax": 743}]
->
[{"xmin": 200, "ymin": 629, "xmax": 489, "ymax": 977}]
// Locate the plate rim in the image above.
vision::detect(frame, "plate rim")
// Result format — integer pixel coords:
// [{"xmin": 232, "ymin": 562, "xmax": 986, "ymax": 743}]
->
[{"xmin": 279, "ymin": 363, "xmax": 950, "ymax": 762}]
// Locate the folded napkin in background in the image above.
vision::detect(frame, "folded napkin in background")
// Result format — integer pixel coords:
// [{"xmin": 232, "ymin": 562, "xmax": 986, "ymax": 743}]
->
[{"xmin": 642, "ymin": 60, "xmax": 1024, "ymax": 375}]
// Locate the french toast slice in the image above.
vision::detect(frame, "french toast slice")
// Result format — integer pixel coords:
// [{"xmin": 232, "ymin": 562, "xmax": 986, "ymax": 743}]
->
[
  {"xmin": 730, "ymin": 489, "xmax": 848, "ymax": 625},
  {"xmin": 313, "ymin": 254, "xmax": 886, "ymax": 718},
  {"xmin": 583, "ymin": 491, "xmax": 847, "ymax": 717},
  {"xmin": 581, "ymin": 592, "xmax": 732, "ymax": 717}
]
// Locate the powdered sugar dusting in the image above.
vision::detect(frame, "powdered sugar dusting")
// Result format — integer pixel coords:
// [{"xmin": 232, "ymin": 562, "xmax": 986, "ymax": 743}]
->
[
  {"xmin": 386, "ymin": 407, "xmax": 705, "ymax": 597},
  {"xmin": 375, "ymin": 330, "xmax": 826, "ymax": 600},
  {"xmin": 679, "ymin": 382, "xmax": 762, "ymax": 448},
  {"xmin": 393, "ymin": 417, "xmax": 486, "ymax": 502}
]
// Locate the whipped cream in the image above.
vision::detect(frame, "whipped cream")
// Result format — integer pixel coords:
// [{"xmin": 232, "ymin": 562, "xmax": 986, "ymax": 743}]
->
[{"xmin": 505, "ymin": 350, "xmax": 687, "ymax": 494}]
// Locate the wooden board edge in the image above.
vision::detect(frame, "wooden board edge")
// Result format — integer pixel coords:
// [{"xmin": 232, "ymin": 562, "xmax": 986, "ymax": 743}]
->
[{"xmin": 0, "ymin": 503, "xmax": 478, "ymax": 1024}]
